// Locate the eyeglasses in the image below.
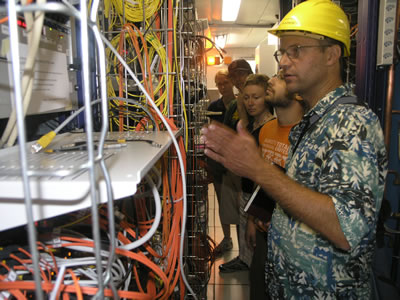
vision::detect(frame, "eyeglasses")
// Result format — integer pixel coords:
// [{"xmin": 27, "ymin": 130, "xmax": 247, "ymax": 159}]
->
[{"xmin": 273, "ymin": 44, "xmax": 331, "ymax": 63}]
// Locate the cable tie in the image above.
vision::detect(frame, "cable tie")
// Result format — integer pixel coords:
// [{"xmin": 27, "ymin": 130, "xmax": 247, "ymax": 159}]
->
[
  {"xmin": 150, "ymin": 141, "xmax": 162, "ymax": 148},
  {"xmin": 1, "ymin": 270, "xmax": 17, "ymax": 298},
  {"xmin": 104, "ymin": 143, "xmax": 127, "ymax": 149},
  {"xmin": 1, "ymin": 290, "xmax": 10, "ymax": 298},
  {"xmin": 7, "ymin": 270, "xmax": 17, "ymax": 281},
  {"xmin": 127, "ymin": 0, "xmax": 139, "ymax": 5},
  {"xmin": 52, "ymin": 237, "xmax": 62, "ymax": 248},
  {"xmin": 167, "ymin": 197, "xmax": 183, "ymax": 203},
  {"xmin": 60, "ymin": 141, "xmax": 86, "ymax": 149}
]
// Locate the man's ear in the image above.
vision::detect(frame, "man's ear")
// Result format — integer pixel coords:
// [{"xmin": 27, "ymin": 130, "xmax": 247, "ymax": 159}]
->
[{"xmin": 326, "ymin": 44, "xmax": 342, "ymax": 66}]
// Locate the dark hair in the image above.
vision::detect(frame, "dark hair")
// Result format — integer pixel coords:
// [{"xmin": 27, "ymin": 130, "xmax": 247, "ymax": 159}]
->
[{"xmin": 228, "ymin": 59, "xmax": 253, "ymax": 75}]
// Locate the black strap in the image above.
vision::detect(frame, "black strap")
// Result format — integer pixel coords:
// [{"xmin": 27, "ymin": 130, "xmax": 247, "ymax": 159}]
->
[{"xmin": 291, "ymin": 96, "xmax": 362, "ymax": 155}]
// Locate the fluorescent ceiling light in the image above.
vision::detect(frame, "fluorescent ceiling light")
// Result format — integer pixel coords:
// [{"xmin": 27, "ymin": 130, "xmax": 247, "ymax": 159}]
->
[
  {"xmin": 267, "ymin": 33, "xmax": 278, "ymax": 45},
  {"xmin": 222, "ymin": 0, "xmax": 241, "ymax": 22},
  {"xmin": 215, "ymin": 35, "xmax": 227, "ymax": 49}
]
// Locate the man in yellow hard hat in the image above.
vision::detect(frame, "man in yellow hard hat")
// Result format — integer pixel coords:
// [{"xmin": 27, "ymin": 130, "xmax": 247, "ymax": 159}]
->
[{"xmin": 201, "ymin": 0, "xmax": 387, "ymax": 298}]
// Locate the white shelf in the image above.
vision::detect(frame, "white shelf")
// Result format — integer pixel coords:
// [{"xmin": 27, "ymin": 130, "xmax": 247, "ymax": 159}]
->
[{"xmin": 0, "ymin": 131, "xmax": 177, "ymax": 231}]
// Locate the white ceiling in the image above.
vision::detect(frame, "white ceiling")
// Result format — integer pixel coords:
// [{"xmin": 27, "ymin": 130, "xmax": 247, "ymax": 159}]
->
[{"xmin": 195, "ymin": 0, "xmax": 280, "ymax": 48}]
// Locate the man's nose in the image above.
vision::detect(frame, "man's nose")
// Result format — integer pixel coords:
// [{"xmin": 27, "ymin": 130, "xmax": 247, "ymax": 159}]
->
[{"xmin": 279, "ymin": 52, "xmax": 290, "ymax": 69}]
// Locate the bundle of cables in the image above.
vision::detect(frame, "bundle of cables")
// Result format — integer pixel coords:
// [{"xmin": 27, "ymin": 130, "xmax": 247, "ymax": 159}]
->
[
  {"xmin": 105, "ymin": 22, "xmax": 170, "ymax": 131},
  {"xmin": 0, "ymin": 0, "xmax": 201, "ymax": 298},
  {"xmin": 107, "ymin": 0, "xmax": 163, "ymax": 23},
  {"xmin": 0, "ymin": 146, "xmax": 187, "ymax": 299}
]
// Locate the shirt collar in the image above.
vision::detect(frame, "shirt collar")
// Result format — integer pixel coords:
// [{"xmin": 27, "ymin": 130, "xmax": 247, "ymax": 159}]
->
[
  {"xmin": 304, "ymin": 84, "xmax": 354, "ymax": 120},
  {"xmin": 288, "ymin": 83, "xmax": 354, "ymax": 147}
]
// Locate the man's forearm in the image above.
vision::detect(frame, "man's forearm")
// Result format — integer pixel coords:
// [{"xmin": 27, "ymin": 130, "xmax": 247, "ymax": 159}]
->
[
  {"xmin": 236, "ymin": 94, "xmax": 249, "ymax": 127},
  {"xmin": 253, "ymin": 160, "xmax": 351, "ymax": 251},
  {"xmin": 201, "ymin": 121, "xmax": 350, "ymax": 250}
]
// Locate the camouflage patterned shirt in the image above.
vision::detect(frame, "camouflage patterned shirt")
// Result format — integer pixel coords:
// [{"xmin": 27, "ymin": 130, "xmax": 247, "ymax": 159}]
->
[{"xmin": 266, "ymin": 84, "xmax": 388, "ymax": 299}]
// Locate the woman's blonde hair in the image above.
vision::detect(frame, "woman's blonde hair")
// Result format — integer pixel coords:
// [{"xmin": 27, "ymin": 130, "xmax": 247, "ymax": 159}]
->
[
  {"xmin": 243, "ymin": 73, "xmax": 273, "ymax": 115},
  {"xmin": 243, "ymin": 74, "xmax": 270, "ymax": 90},
  {"xmin": 214, "ymin": 69, "xmax": 229, "ymax": 80}
]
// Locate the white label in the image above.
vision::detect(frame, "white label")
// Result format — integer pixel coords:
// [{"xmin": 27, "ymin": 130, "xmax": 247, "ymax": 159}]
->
[
  {"xmin": 7, "ymin": 43, "xmax": 71, "ymax": 114},
  {"xmin": 1, "ymin": 24, "xmax": 8, "ymax": 35}
]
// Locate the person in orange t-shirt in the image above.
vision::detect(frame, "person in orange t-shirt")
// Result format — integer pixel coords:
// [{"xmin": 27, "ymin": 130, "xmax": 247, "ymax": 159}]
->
[{"xmin": 246, "ymin": 71, "xmax": 305, "ymax": 300}]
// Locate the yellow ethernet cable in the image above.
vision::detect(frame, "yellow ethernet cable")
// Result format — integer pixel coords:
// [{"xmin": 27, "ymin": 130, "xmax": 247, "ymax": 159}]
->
[{"xmin": 30, "ymin": 131, "xmax": 56, "ymax": 153}]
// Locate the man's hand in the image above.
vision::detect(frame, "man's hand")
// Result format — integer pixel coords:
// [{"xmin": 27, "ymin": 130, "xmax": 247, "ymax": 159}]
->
[
  {"xmin": 201, "ymin": 120, "xmax": 351, "ymax": 251},
  {"xmin": 236, "ymin": 93, "xmax": 249, "ymax": 128},
  {"xmin": 201, "ymin": 120, "xmax": 264, "ymax": 180},
  {"xmin": 245, "ymin": 217, "xmax": 257, "ymax": 249},
  {"xmin": 254, "ymin": 218, "xmax": 270, "ymax": 232}
]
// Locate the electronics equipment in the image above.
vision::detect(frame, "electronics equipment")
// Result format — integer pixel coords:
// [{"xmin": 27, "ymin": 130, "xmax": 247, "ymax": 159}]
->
[
  {"xmin": 0, "ymin": 17, "xmax": 78, "ymax": 118},
  {"xmin": 377, "ymin": 0, "xmax": 398, "ymax": 66}
]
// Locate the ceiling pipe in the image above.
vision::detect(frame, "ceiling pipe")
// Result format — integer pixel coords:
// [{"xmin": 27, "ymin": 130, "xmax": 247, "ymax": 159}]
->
[
  {"xmin": 207, "ymin": 22, "xmax": 275, "ymax": 28},
  {"xmin": 385, "ymin": 65, "xmax": 395, "ymax": 152}
]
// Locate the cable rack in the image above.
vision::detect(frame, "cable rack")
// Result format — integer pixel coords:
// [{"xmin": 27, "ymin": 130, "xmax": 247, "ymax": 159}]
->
[{"xmin": 0, "ymin": 0, "xmax": 191, "ymax": 299}]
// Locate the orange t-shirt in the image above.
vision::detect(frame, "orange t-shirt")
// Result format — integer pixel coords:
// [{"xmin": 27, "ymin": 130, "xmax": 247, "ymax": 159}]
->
[{"xmin": 258, "ymin": 119, "xmax": 295, "ymax": 168}]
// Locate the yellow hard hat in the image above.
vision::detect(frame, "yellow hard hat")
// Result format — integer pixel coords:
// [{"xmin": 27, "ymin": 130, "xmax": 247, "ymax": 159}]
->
[{"xmin": 268, "ymin": 0, "xmax": 351, "ymax": 57}]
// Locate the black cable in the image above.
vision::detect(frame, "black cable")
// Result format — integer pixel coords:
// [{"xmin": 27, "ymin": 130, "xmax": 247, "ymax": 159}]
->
[
  {"xmin": 116, "ymin": 260, "xmax": 134, "ymax": 289},
  {"xmin": 193, "ymin": 35, "xmax": 226, "ymax": 59}
]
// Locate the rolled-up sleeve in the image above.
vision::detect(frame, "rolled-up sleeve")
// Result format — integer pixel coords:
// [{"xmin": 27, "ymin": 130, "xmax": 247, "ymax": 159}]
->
[{"xmin": 319, "ymin": 113, "xmax": 387, "ymax": 250}]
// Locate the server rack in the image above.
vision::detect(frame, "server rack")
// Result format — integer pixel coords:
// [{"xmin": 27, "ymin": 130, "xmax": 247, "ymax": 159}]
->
[{"xmin": 0, "ymin": 0, "xmax": 211, "ymax": 299}]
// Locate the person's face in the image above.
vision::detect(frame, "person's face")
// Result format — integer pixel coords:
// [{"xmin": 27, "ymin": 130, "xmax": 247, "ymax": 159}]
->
[
  {"xmin": 215, "ymin": 74, "xmax": 234, "ymax": 98},
  {"xmin": 266, "ymin": 71, "xmax": 291, "ymax": 107},
  {"xmin": 243, "ymin": 84, "xmax": 268, "ymax": 118},
  {"xmin": 277, "ymin": 36, "xmax": 329, "ymax": 97},
  {"xmin": 228, "ymin": 70, "xmax": 249, "ymax": 92}
]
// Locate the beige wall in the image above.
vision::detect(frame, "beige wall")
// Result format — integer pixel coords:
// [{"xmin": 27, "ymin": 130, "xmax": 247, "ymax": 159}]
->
[{"xmin": 205, "ymin": 47, "xmax": 256, "ymax": 101}]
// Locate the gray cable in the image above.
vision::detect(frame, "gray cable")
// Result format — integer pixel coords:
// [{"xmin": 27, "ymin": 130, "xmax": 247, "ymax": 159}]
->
[
  {"xmin": 7, "ymin": 1, "xmax": 44, "ymax": 299},
  {"xmin": 90, "ymin": 0, "xmax": 119, "ymax": 295},
  {"xmin": 76, "ymin": 0, "xmax": 105, "ymax": 297},
  {"xmin": 120, "ymin": 174, "xmax": 162, "ymax": 251}
]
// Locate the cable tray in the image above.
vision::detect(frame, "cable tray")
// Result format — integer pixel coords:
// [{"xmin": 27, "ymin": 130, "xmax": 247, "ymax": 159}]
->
[{"xmin": 0, "ymin": 130, "xmax": 177, "ymax": 231}]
